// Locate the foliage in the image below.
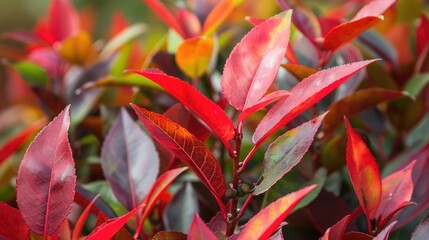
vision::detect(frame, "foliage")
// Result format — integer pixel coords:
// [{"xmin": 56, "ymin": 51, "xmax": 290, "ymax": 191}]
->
[{"xmin": 0, "ymin": 0, "xmax": 429, "ymax": 239}]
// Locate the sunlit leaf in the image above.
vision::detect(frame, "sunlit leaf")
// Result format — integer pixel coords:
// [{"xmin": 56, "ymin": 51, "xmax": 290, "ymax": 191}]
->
[
  {"xmin": 17, "ymin": 106, "xmax": 76, "ymax": 236},
  {"xmin": 131, "ymin": 70, "xmax": 234, "ymax": 147},
  {"xmin": 253, "ymin": 60, "xmax": 375, "ymax": 145},
  {"xmin": 238, "ymin": 185, "xmax": 316, "ymax": 239},
  {"xmin": 175, "ymin": 36, "xmax": 214, "ymax": 78},
  {"xmin": 0, "ymin": 202, "xmax": 30, "ymax": 240},
  {"xmin": 351, "ymin": 0, "xmax": 398, "ymax": 21},
  {"xmin": 202, "ymin": 0, "xmax": 242, "ymax": 36},
  {"xmin": 131, "ymin": 105, "xmax": 226, "ymax": 198},
  {"xmin": 221, "ymin": 10, "xmax": 292, "ymax": 111},
  {"xmin": 254, "ymin": 113, "xmax": 327, "ymax": 195},
  {"xmin": 345, "ymin": 117, "xmax": 381, "ymax": 220},
  {"xmin": 188, "ymin": 214, "xmax": 217, "ymax": 240},
  {"xmin": 101, "ymin": 109, "xmax": 159, "ymax": 210},
  {"xmin": 322, "ymin": 88, "xmax": 408, "ymax": 135}
]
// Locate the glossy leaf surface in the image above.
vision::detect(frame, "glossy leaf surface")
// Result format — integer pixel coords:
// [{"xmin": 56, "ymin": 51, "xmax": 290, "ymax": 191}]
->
[
  {"xmin": 221, "ymin": 10, "xmax": 292, "ymax": 111},
  {"xmin": 345, "ymin": 117, "xmax": 381, "ymax": 220},
  {"xmin": 254, "ymin": 60, "xmax": 375, "ymax": 145},
  {"xmin": 320, "ymin": 215, "xmax": 350, "ymax": 240},
  {"xmin": 254, "ymin": 113, "xmax": 326, "ymax": 195},
  {"xmin": 0, "ymin": 202, "xmax": 30, "ymax": 240},
  {"xmin": 238, "ymin": 185, "xmax": 316, "ymax": 240},
  {"xmin": 131, "ymin": 104, "xmax": 226, "ymax": 198},
  {"xmin": 87, "ymin": 206, "xmax": 142, "ymax": 240},
  {"xmin": 131, "ymin": 70, "xmax": 234, "ymax": 147},
  {"xmin": 376, "ymin": 161, "xmax": 415, "ymax": 227},
  {"xmin": 175, "ymin": 36, "xmax": 214, "ymax": 78},
  {"xmin": 188, "ymin": 214, "xmax": 217, "ymax": 240},
  {"xmin": 101, "ymin": 109, "xmax": 159, "ymax": 210},
  {"xmin": 322, "ymin": 88, "xmax": 408, "ymax": 134},
  {"xmin": 16, "ymin": 106, "xmax": 76, "ymax": 236}
]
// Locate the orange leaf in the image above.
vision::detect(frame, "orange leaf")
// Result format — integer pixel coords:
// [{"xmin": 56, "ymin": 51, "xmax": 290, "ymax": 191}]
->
[
  {"xmin": 202, "ymin": 0, "xmax": 241, "ymax": 36},
  {"xmin": 175, "ymin": 36, "xmax": 214, "ymax": 78},
  {"xmin": 345, "ymin": 117, "xmax": 381, "ymax": 220},
  {"xmin": 58, "ymin": 31, "xmax": 96, "ymax": 65}
]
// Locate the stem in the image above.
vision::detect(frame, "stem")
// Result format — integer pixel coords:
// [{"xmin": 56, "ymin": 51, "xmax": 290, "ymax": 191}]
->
[
  {"xmin": 236, "ymin": 194, "xmax": 254, "ymax": 220},
  {"xmin": 367, "ymin": 216, "xmax": 373, "ymax": 235},
  {"xmin": 238, "ymin": 145, "xmax": 258, "ymax": 174}
]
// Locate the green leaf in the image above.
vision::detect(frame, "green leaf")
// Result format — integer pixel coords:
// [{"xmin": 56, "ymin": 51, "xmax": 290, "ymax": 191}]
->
[
  {"xmin": 13, "ymin": 61, "xmax": 49, "ymax": 88},
  {"xmin": 404, "ymin": 73, "xmax": 429, "ymax": 97}
]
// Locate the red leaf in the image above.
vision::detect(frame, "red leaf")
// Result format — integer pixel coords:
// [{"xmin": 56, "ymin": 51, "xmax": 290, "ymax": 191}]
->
[
  {"xmin": 72, "ymin": 195, "xmax": 99, "ymax": 240},
  {"xmin": 238, "ymin": 185, "xmax": 316, "ymax": 240},
  {"xmin": 86, "ymin": 206, "xmax": 142, "ymax": 240},
  {"xmin": 253, "ymin": 60, "xmax": 375, "ymax": 145},
  {"xmin": 320, "ymin": 215, "xmax": 350, "ymax": 240},
  {"xmin": 101, "ymin": 109, "xmax": 159, "ymax": 210},
  {"xmin": 351, "ymin": 0, "xmax": 398, "ymax": 21},
  {"xmin": 253, "ymin": 113, "xmax": 327, "ymax": 195},
  {"xmin": 142, "ymin": 0, "xmax": 186, "ymax": 38},
  {"xmin": 131, "ymin": 70, "xmax": 234, "ymax": 149},
  {"xmin": 188, "ymin": 214, "xmax": 217, "ymax": 240},
  {"xmin": 323, "ymin": 16, "xmax": 382, "ymax": 51},
  {"xmin": 176, "ymin": 8, "xmax": 201, "ymax": 38},
  {"xmin": 221, "ymin": 10, "xmax": 292, "ymax": 111},
  {"xmin": 345, "ymin": 117, "xmax": 381, "ymax": 220},
  {"xmin": 153, "ymin": 231, "xmax": 187, "ymax": 240},
  {"xmin": 376, "ymin": 161, "xmax": 416, "ymax": 228},
  {"xmin": 322, "ymin": 88, "xmax": 408, "ymax": 135},
  {"xmin": 373, "ymin": 221, "xmax": 397, "ymax": 240},
  {"xmin": 47, "ymin": 0, "xmax": 80, "ymax": 42},
  {"xmin": 0, "ymin": 119, "xmax": 45, "ymax": 165},
  {"xmin": 202, "ymin": 0, "xmax": 240, "ymax": 36},
  {"xmin": 417, "ymin": 14, "xmax": 429, "ymax": 56},
  {"xmin": 131, "ymin": 104, "xmax": 226, "ymax": 198},
  {"xmin": 0, "ymin": 202, "xmax": 30, "ymax": 240},
  {"xmin": 238, "ymin": 90, "xmax": 290, "ymax": 123},
  {"xmin": 16, "ymin": 105, "xmax": 76, "ymax": 236}
]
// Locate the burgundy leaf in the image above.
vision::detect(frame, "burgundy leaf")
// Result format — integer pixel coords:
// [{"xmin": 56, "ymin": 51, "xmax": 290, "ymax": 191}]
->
[
  {"xmin": 253, "ymin": 113, "xmax": 327, "ymax": 195},
  {"xmin": 101, "ymin": 108, "xmax": 159, "ymax": 210},
  {"xmin": 131, "ymin": 104, "xmax": 226, "ymax": 198},
  {"xmin": 47, "ymin": 0, "xmax": 80, "ymax": 42},
  {"xmin": 131, "ymin": 70, "xmax": 234, "ymax": 148},
  {"xmin": 86, "ymin": 205, "xmax": 143, "ymax": 240},
  {"xmin": 417, "ymin": 14, "xmax": 429, "ymax": 56},
  {"xmin": 188, "ymin": 214, "xmax": 217, "ymax": 240},
  {"xmin": 345, "ymin": 117, "xmax": 381, "ymax": 220},
  {"xmin": 16, "ymin": 105, "xmax": 76, "ymax": 237},
  {"xmin": 0, "ymin": 202, "xmax": 30, "ymax": 240},
  {"xmin": 238, "ymin": 185, "xmax": 316, "ymax": 240},
  {"xmin": 253, "ymin": 60, "xmax": 376, "ymax": 145},
  {"xmin": 238, "ymin": 90, "xmax": 290, "ymax": 123},
  {"xmin": 320, "ymin": 215, "xmax": 350, "ymax": 240},
  {"xmin": 221, "ymin": 10, "xmax": 292, "ymax": 111},
  {"xmin": 376, "ymin": 161, "xmax": 416, "ymax": 228}
]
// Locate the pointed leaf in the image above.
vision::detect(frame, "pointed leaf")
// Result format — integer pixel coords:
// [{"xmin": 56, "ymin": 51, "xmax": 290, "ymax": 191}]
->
[
  {"xmin": 238, "ymin": 185, "xmax": 316, "ymax": 240},
  {"xmin": 188, "ymin": 214, "xmax": 217, "ymax": 240},
  {"xmin": 131, "ymin": 70, "xmax": 234, "ymax": 147},
  {"xmin": 72, "ymin": 195, "xmax": 99, "ymax": 240},
  {"xmin": 253, "ymin": 60, "xmax": 376, "ymax": 145},
  {"xmin": 376, "ymin": 161, "xmax": 416, "ymax": 227},
  {"xmin": 323, "ymin": 16, "xmax": 383, "ymax": 51},
  {"xmin": 142, "ymin": 0, "xmax": 186, "ymax": 38},
  {"xmin": 411, "ymin": 215, "xmax": 429, "ymax": 240},
  {"xmin": 139, "ymin": 167, "xmax": 188, "ymax": 224},
  {"xmin": 221, "ymin": 10, "xmax": 292, "ymax": 111},
  {"xmin": 47, "ymin": 0, "xmax": 80, "ymax": 42},
  {"xmin": 100, "ymin": 23, "xmax": 147, "ymax": 58},
  {"xmin": 322, "ymin": 88, "xmax": 408, "ymax": 134},
  {"xmin": 175, "ymin": 36, "xmax": 214, "ymax": 78},
  {"xmin": 202, "ymin": 0, "xmax": 242, "ymax": 36},
  {"xmin": 101, "ymin": 108, "xmax": 159, "ymax": 210},
  {"xmin": 281, "ymin": 63, "xmax": 317, "ymax": 81},
  {"xmin": 86, "ymin": 205, "xmax": 142, "ymax": 240},
  {"xmin": 404, "ymin": 73, "xmax": 429, "ymax": 97},
  {"xmin": 373, "ymin": 221, "xmax": 397, "ymax": 240},
  {"xmin": 0, "ymin": 119, "xmax": 45, "ymax": 165},
  {"xmin": 320, "ymin": 215, "xmax": 350, "ymax": 240},
  {"xmin": 254, "ymin": 113, "xmax": 327, "ymax": 195},
  {"xmin": 351, "ymin": 0, "xmax": 398, "ymax": 21},
  {"xmin": 0, "ymin": 202, "xmax": 30, "ymax": 240},
  {"xmin": 131, "ymin": 104, "xmax": 226, "ymax": 198},
  {"xmin": 417, "ymin": 14, "xmax": 429, "ymax": 56},
  {"xmin": 345, "ymin": 117, "xmax": 381, "ymax": 220},
  {"xmin": 16, "ymin": 106, "xmax": 76, "ymax": 237},
  {"xmin": 238, "ymin": 90, "xmax": 290, "ymax": 123}
]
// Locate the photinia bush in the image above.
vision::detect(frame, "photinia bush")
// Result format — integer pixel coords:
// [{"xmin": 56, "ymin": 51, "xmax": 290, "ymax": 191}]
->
[{"xmin": 0, "ymin": 0, "xmax": 429, "ymax": 239}]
